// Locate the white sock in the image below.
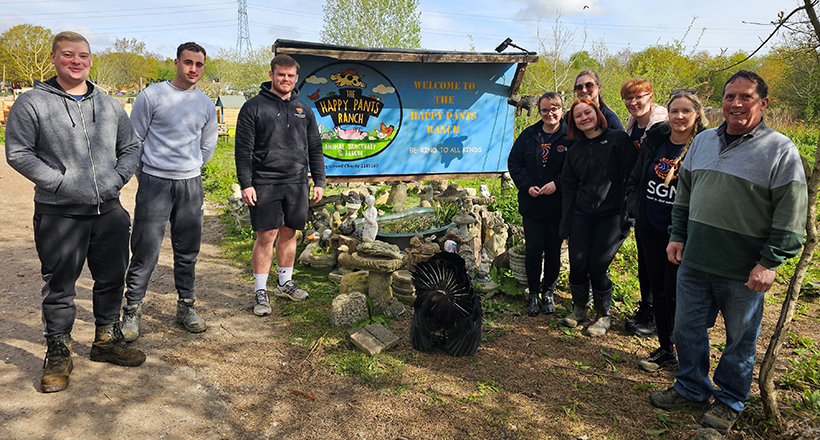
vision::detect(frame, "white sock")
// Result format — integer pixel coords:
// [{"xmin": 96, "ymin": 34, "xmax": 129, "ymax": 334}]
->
[
  {"xmin": 278, "ymin": 266, "xmax": 293, "ymax": 286},
  {"xmin": 253, "ymin": 273, "xmax": 269, "ymax": 291}
]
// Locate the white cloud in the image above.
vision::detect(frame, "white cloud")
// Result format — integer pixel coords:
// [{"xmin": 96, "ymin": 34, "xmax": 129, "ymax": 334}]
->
[{"xmin": 509, "ymin": 0, "xmax": 605, "ymax": 17}]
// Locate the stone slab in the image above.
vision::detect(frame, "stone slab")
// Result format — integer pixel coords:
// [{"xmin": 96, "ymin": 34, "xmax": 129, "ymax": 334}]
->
[{"xmin": 349, "ymin": 323, "xmax": 400, "ymax": 356}]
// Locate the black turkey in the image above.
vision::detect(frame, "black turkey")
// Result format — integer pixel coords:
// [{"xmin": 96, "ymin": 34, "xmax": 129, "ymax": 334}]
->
[{"xmin": 410, "ymin": 252, "xmax": 483, "ymax": 356}]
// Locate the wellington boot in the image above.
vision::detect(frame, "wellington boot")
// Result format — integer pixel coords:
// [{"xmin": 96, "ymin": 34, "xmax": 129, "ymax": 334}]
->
[
  {"xmin": 120, "ymin": 303, "xmax": 142, "ymax": 342},
  {"xmin": 41, "ymin": 334, "xmax": 73, "ymax": 393},
  {"xmin": 176, "ymin": 298, "xmax": 207, "ymax": 333},
  {"xmin": 561, "ymin": 306, "xmax": 588, "ymax": 328},
  {"xmin": 586, "ymin": 316, "xmax": 611, "ymax": 337},
  {"xmin": 90, "ymin": 323, "xmax": 146, "ymax": 367}
]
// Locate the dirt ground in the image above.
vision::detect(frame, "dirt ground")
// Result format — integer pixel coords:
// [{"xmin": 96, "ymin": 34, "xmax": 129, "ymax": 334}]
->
[{"xmin": 1, "ymin": 141, "xmax": 819, "ymax": 440}]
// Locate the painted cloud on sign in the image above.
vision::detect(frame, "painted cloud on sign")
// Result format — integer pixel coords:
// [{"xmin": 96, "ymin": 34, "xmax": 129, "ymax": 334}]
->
[
  {"xmin": 306, "ymin": 75, "xmax": 327, "ymax": 84},
  {"xmin": 372, "ymin": 84, "xmax": 395, "ymax": 95}
]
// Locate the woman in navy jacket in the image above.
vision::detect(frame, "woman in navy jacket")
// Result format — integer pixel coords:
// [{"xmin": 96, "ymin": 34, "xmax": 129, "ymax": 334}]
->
[
  {"xmin": 625, "ymin": 91, "xmax": 708, "ymax": 371},
  {"xmin": 508, "ymin": 92, "xmax": 572, "ymax": 316}
]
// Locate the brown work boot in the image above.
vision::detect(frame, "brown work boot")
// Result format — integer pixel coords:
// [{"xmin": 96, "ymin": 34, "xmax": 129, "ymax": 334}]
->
[
  {"xmin": 89, "ymin": 322, "xmax": 146, "ymax": 366},
  {"xmin": 41, "ymin": 333, "xmax": 73, "ymax": 393},
  {"xmin": 175, "ymin": 298, "xmax": 207, "ymax": 333},
  {"xmin": 120, "ymin": 302, "xmax": 142, "ymax": 342}
]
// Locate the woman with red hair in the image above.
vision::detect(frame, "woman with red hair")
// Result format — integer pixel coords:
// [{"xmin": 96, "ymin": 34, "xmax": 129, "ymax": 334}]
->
[
  {"xmin": 619, "ymin": 77, "xmax": 668, "ymax": 338},
  {"xmin": 559, "ymin": 99, "xmax": 637, "ymax": 337}
]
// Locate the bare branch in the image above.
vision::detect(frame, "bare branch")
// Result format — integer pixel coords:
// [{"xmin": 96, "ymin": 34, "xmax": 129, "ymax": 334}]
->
[{"xmin": 714, "ymin": 5, "xmax": 810, "ymax": 72}]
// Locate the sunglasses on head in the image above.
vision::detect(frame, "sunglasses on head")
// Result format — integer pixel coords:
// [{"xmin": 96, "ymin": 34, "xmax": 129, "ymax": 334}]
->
[
  {"xmin": 574, "ymin": 81, "xmax": 596, "ymax": 91},
  {"xmin": 671, "ymin": 88, "xmax": 697, "ymax": 95}
]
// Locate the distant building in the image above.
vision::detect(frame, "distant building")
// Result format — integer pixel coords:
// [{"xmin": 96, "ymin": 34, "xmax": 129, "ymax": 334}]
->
[{"xmin": 216, "ymin": 95, "xmax": 247, "ymax": 126}]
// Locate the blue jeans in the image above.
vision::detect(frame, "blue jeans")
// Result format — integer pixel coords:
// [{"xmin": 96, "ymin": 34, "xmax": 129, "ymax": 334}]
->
[{"xmin": 672, "ymin": 264, "xmax": 764, "ymax": 413}]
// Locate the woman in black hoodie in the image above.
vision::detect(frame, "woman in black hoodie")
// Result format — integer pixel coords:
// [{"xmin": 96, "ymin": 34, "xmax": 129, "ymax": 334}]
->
[
  {"xmin": 560, "ymin": 98, "xmax": 636, "ymax": 337},
  {"xmin": 508, "ymin": 92, "xmax": 571, "ymax": 316},
  {"xmin": 625, "ymin": 91, "xmax": 707, "ymax": 371}
]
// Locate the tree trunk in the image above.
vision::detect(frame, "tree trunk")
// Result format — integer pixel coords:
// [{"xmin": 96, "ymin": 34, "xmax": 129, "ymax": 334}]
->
[{"xmin": 760, "ymin": 138, "xmax": 820, "ymax": 422}]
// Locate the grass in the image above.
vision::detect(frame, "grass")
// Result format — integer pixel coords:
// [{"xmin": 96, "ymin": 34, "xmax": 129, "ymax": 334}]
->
[{"xmin": 199, "ymin": 124, "xmax": 820, "ymax": 420}]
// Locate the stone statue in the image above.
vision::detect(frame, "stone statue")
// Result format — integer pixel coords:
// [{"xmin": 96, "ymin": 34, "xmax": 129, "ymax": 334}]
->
[
  {"xmin": 478, "ymin": 184, "xmax": 491, "ymax": 198},
  {"xmin": 227, "ymin": 183, "xmax": 250, "ymax": 229},
  {"xmin": 362, "ymin": 194, "xmax": 378, "ymax": 242}
]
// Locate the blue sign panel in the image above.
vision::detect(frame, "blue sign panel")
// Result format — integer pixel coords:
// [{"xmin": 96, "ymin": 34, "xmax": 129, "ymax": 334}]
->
[{"xmin": 292, "ymin": 55, "xmax": 518, "ymax": 177}]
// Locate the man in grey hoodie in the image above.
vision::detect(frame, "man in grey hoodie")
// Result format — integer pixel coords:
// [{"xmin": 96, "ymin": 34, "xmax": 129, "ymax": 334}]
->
[
  {"xmin": 120, "ymin": 42, "xmax": 218, "ymax": 342},
  {"xmin": 5, "ymin": 31, "xmax": 146, "ymax": 393}
]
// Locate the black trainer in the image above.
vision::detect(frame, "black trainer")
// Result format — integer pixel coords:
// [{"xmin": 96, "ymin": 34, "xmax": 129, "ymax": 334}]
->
[
  {"xmin": 639, "ymin": 347, "xmax": 678, "ymax": 372},
  {"xmin": 526, "ymin": 293, "xmax": 540, "ymax": 316}
]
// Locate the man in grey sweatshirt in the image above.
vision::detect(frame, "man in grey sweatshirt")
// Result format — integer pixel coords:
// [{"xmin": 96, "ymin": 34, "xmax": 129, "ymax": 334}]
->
[
  {"xmin": 5, "ymin": 31, "xmax": 146, "ymax": 393},
  {"xmin": 121, "ymin": 42, "xmax": 218, "ymax": 341}
]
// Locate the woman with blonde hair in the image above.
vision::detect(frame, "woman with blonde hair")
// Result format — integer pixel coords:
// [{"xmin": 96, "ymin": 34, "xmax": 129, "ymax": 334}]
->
[
  {"xmin": 620, "ymin": 77, "xmax": 668, "ymax": 338},
  {"xmin": 625, "ymin": 91, "xmax": 708, "ymax": 371}
]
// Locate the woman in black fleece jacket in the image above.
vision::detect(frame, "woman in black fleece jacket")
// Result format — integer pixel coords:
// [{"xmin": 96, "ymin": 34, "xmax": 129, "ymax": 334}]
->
[
  {"xmin": 559, "ymin": 98, "xmax": 637, "ymax": 337},
  {"xmin": 508, "ymin": 92, "xmax": 572, "ymax": 317}
]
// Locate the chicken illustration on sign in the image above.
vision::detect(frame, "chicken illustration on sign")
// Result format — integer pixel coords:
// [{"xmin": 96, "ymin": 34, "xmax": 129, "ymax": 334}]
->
[{"xmin": 301, "ymin": 63, "xmax": 401, "ymax": 161}]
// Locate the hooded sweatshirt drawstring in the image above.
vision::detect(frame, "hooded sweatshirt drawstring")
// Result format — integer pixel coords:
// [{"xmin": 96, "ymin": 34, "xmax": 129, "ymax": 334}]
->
[{"xmin": 62, "ymin": 97, "xmax": 76, "ymax": 127}]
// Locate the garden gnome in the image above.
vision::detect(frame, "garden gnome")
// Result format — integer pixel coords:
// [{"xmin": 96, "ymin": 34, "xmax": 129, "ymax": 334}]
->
[{"xmin": 362, "ymin": 194, "xmax": 378, "ymax": 242}]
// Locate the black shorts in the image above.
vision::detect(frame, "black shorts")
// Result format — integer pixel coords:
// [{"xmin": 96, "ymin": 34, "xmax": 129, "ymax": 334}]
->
[{"xmin": 249, "ymin": 183, "xmax": 309, "ymax": 232}]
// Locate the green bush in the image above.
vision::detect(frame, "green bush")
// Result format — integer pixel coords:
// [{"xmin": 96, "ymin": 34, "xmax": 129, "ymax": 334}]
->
[{"xmin": 201, "ymin": 137, "xmax": 237, "ymax": 202}]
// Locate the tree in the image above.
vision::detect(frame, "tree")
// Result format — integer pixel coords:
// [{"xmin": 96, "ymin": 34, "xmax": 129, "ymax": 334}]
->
[
  {"xmin": 92, "ymin": 38, "xmax": 161, "ymax": 90},
  {"xmin": 763, "ymin": 28, "xmax": 820, "ymax": 121},
  {"xmin": 210, "ymin": 46, "xmax": 272, "ymax": 95},
  {"xmin": 529, "ymin": 16, "xmax": 581, "ymax": 93},
  {"xmin": 755, "ymin": 0, "xmax": 820, "ymax": 424},
  {"xmin": 0, "ymin": 24, "xmax": 55, "ymax": 86},
  {"xmin": 320, "ymin": 0, "xmax": 421, "ymax": 49}
]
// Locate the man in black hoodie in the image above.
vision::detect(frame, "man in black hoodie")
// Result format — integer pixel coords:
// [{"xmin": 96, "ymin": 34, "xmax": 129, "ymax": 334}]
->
[{"xmin": 234, "ymin": 54, "xmax": 325, "ymax": 316}]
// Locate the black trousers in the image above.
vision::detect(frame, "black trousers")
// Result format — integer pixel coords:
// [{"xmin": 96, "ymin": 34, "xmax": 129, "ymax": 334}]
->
[
  {"xmin": 34, "ymin": 206, "xmax": 131, "ymax": 337},
  {"xmin": 125, "ymin": 174, "xmax": 204, "ymax": 303},
  {"xmin": 567, "ymin": 212, "xmax": 625, "ymax": 292},
  {"xmin": 637, "ymin": 234, "xmax": 652, "ymax": 306},
  {"xmin": 522, "ymin": 216, "xmax": 562, "ymax": 293},
  {"xmin": 639, "ymin": 225, "xmax": 678, "ymax": 350}
]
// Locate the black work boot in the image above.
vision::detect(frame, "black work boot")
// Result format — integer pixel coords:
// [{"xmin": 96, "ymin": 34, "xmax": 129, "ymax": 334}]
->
[
  {"xmin": 90, "ymin": 322, "xmax": 146, "ymax": 366},
  {"xmin": 41, "ymin": 334, "xmax": 73, "ymax": 393},
  {"xmin": 540, "ymin": 280, "xmax": 556, "ymax": 314},
  {"xmin": 526, "ymin": 293, "xmax": 541, "ymax": 316},
  {"xmin": 626, "ymin": 301, "xmax": 656, "ymax": 337}
]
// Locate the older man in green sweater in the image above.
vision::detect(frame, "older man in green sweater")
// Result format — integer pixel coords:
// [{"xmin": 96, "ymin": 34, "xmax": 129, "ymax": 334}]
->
[{"xmin": 649, "ymin": 70, "xmax": 808, "ymax": 435}]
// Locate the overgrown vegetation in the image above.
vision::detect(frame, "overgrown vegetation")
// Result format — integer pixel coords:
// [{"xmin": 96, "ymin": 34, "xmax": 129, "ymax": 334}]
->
[{"xmin": 379, "ymin": 201, "xmax": 458, "ymax": 234}]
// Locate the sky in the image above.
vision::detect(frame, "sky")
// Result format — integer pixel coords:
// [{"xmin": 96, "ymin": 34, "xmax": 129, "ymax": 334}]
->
[{"xmin": 0, "ymin": 0, "xmax": 803, "ymax": 61}]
